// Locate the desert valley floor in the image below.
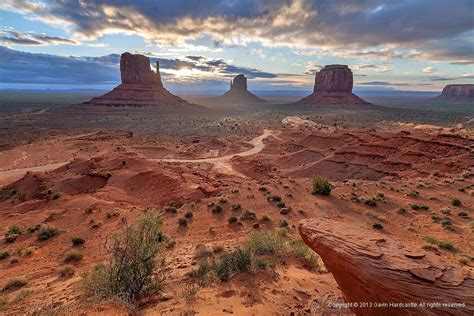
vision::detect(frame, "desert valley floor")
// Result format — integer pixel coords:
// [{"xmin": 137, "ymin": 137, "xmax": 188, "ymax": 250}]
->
[{"xmin": 0, "ymin": 105, "xmax": 473, "ymax": 315}]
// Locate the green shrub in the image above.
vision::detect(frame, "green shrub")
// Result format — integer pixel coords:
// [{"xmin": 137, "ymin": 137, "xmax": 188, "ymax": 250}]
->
[
  {"xmin": 71, "ymin": 237, "xmax": 85, "ymax": 246},
  {"xmin": 231, "ymin": 204, "xmax": 241, "ymax": 211},
  {"xmin": 279, "ymin": 220, "xmax": 289, "ymax": 228},
  {"xmin": 52, "ymin": 192, "xmax": 62, "ymax": 200},
  {"xmin": 63, "ymin": 251, "xmax": 83, "ymax": 263},
  {"xmin": 458, "ymin": 211, "xmax": 468, "ymax": 218},
  {"xmin": 280, "ymin": 208, "xmax": 290, "ymax": 215},
  {"xmin": 83, "ymin": 212, "xmax": 166, "ymax": 302},
  {"xmin": 6, "ymin": 226, "xmax": 22, "ymax": 236},
  {"xmin": 240, "ymin": 210, "xmax": 256, "ymax": 220},
  {"xmin": 441, "ymin": 220, "xmax": 452, "ymax": 228},
  {"xmin": 219, "ymin": 196, "xmax": 228, "ymax": 203},
  {"xmin": 37, "ymin": 225, "xmax": 60, "ymax": 241},
  {"xmin": 276, "ymin": 202, "xmax": 286, "ymax": 208},
  {"xmin": 312, "ymin": 176, "xmax": 331, "ymax": 195},
  {"xmin": 372, "ymin": 223, "xmax": 383, "ymax": 229},
  {"xmin": 407, "ymin": 191, "xmax": 419, "ymax": 198},
  {"xmin": 228, "ymin": 216, "xmax": 238, "ymax": 224},
  {"xmin": 289, "ymin": 240, "xmax": 319, "ymax": 271},
  {"xmin": 214, "ymin": 248, "xmax": 252, "ymax": 282},
  {"xmin": 178, "ymin": 218, "xmax": 187, "ymax": 226},
  {"xmin": 165, "ymin": 206, "xmax": 178, "ymax": 214},
  {"xmin": 452, "ymin": 199, "xmax": 461, "ymax": 206},
  {"xmin": 2, "ymin": 279, "xmax": 27, "ymax": 292},
  {"xmin": 267, "ymin": 195, "xmax": 282, "ymax": 202},
  {"xmin": 0, "ymin": 252, "xmax": 9, "ymax": 260},
  {"xmin": 211, "ymin": 205, "xmax": 223, "ymax": 213},
  {"xmin": 184, "ymin": 211, "xmax": 193, "ymax": 219},
  {"xmin": 425, "ymin": 236, "xmax": 454, "ymax": 250},
  {"xmin": 365, "ymin": 199, "xmax": 377, "ymax": 207},
  {"xmin": 243, "ymin": 231, "xmax": 287, "ymax": 256}
]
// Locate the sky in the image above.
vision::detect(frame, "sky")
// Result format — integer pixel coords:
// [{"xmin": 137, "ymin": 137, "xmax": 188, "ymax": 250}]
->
[{"xmin": 0, "ymin": 0, "xmax": 473, "ymax": 93}]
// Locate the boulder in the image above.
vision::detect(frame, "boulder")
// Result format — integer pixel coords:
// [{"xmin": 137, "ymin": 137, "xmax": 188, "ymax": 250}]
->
[
  {"xmin": 435, "ymin": 84, "xmax": 474, "ymax": 102},
  {"xmin": 294, "ymin": 65, "xmax": 371, "ymax": 106},
  {"xmin": 299, "ymin": 219, "xmax": 474, "ymax": 315}
]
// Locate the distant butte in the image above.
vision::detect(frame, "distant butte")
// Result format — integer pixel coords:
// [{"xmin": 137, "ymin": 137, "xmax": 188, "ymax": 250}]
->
[
  {"xmin": 294, "ymin": 65, "xmax": 371, "ymax": 106},
  {"xmin": 84, "ymin": 52, "xmax": 204, "ymax": 111},
  {"xmin": 221, "ymin": 74, "xmax": 266, "ymax": 104},
  {"xmin": 435, "ymin": 84, "xmax": 474, "ymax": 102}
]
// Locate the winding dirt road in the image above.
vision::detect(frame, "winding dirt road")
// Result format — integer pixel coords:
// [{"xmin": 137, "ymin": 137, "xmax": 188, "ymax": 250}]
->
[{"xmin": 0, "ymin": 129, "xmax": 278, "ymax": 183}]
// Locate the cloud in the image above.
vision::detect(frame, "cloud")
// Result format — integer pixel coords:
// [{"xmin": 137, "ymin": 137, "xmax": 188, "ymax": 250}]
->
[
  {"xmin": 427, "ymin": 74, "xmax": 474, "ymax": 81},
  {"xmin": 0, "ymin": 28, "xmax": 77, "ymax": 46},
  {"xmin": 304, "ymin": 61, "xmax": 320, "ymax": 74},
  {"xmin": 359, "ymin": 81, "xmax": 432, "ymax": 87},
  {"xmin": 351, "ymin": 64, "xmax": 392, "ymax": 73},
  {"xmin": 2, "ymin": 0, "xmax": 472, "ymax": 64},
  {"xmin": 0, "ymin": 46, "xmax": 276, "ymax": 86},
  {"xmin": 422, "ymin": 67, "xmax": 437, "ymax": 73}
]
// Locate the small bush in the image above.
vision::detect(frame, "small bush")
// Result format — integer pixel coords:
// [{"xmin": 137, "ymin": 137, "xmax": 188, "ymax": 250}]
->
[
  {"xmin": 280, "ymin": 208, "xmax": 290, "ymax": 215},
  {"xmin": 228, "ymin": 216, "xmax": 238, "ymax": 224},
  {"xmin": 441, "ymin": 208, "xmax": 451, "ymax": 215},
  {"xmin": 27, "ymin": 224, "xmax": 41, "ymax": 233},
  {"xmin": 244, "ymin": 231, "xmax": 287, "ymax": 256},
  {"xmin": 452, "ymin": 199, "xmax": 461, "ymax": 206},
  {"xmin": 458, "ymin": 211, "xmax": 468, "ymax": 218},
  {"xmin": 58, "ymin": 267, "xmax": 75, "ymax": 278},
  {"xmin": 219, "ymin": 196, "xmax": 228, "ymax": 203},
  {"xmin": 312, "ymin": 176, "xmax": 331, "ymax": 195},
  {"xmin": 240, "ymin": 210, "xmax": 256, "ymax": 220},
  {"xmin": 2, "ymin": 279, "xmax": 27, "ymax": 292},
  {"xmin": 71, "ymin": 237, "xmax": 85, "ymax": 246},
  {"xmin": 214, "ymin": 248, "xmax": 252, "ymax": 282},
  {"xmin": 37, "ymin": 225, "xmax": 60, "ymax": 241},
  {"xmin": 425, "ymin": 236, "xmax": 454, "ymax": 250},
  {"xmin": 231, "ymin": 204, "xmax": 241, "ymax": 211},
  {"xmin": 258, "ymin": 186, "xmax": 268, "ymax": 192},
  {"xmin": 63, "ymin": 251, "xmax": 83, "ymax": 263},
  {"xmin": 407, "ymin": 191, "xmax": 419, "ymax": 198},
  {"xmin": 184, "ymin": 211, "xmax": 193, "ymax": 219},
  {"xmin": 290, "ymin": 240, "xmax": 319, "ymax": 271},
  {"xmin": 267, "ymin": 195, "xmax": 282, "ymax": 202},
  {"xmin": 441, "ymin": 220, "xmax": 452, "ymax": 228},
  {"xmin": 411, "ymin": 204, "xmax": 420, "ymax": 210},
  {"xmin": 52, "ymin": 192, "xmax": 62, "ymax": 200},
  {"xmin": 364, "ymin": 199, "xmax": 377, "ymax": 207},
  {"xmin": 211, "ymin": 205, "xmax": 223, "ymax": 213},
  {"xmin": 397, "ymin": 208, "xmax": 406, "ymax": 214},
  {"xmin": 178, "ymin": 218, "xmax": 188, "ymax": 226},
  {"xmin": 261, "ymin": 215, "xmax": 271, "ymax": 222},
  {"xmin": 0, "ymin": 252, "xmax": 9, "ymax": 260},
  {"xmin": 83, "ymin": 212, "xmax": 166, "ymax": 302},
  {"xmin": 6, "ymin": 226, "xmax": 22, "ymax": 236},
  {"xmin": 372, "ymin": 223, "xmax": 383, "ymax": 229},
  {"xmin": 279, "ymin": 220, "xmax": 289, "ymax": 228}
]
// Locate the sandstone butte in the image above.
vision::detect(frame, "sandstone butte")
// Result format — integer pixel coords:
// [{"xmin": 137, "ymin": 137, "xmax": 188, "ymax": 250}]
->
[
  {"xmin": 84, "ymin": 52, "xmax": 204, "ymax": 111},
  {"xmin": 435, "ymin": 84, "xmax": 474, "ymax": 102},
  {"xmin": 221, "ymin": 74, "xmax": 266, "ymax": 103},
  {"xmin": 299, "ymin": 219, "xmax": 474, "ymax": 315},
  {"xmin": 295, "ymin": 64, "xmax": 371, "ymax": 106}
]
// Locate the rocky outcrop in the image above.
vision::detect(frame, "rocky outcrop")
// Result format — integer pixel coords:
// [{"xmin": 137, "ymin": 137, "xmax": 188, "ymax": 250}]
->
[
  {"xmin": 84, "ymin": 52, "xmax": 204, "ymax": 111},
  {"xmin": 295, "ymin": 65, "xmax": 371, "ymax": 106},
  {"xmin": 299, "ymin": 219, "xmax": 474, "ymax": 315},
  {"xmin": 221, "ymin": 74, "xmax": 266, "ymax": 104},
  {"xmin": 435, "ymin": 84, "xmax": 474, "ymax": 102}
]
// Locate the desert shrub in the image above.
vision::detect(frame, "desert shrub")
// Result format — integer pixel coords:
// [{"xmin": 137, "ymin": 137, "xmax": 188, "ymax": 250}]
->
[
  {"xmin": 441, "ymin": 208, "xmax": 451, "ymax": 215},
  {"xmin": 71, "ymin": 237, "xmax": 85, "ymax": 246},
  {"xmin": 289, "ymin": 240, "xmax": 319, "ymax": 271},
  {"xmin": 63, "ymin": 251, "xmax": 83, "ymax": 263},
  {"xmin": 2, "ymin": 279, "xmax": 27, "ymax": 292},
  {"xmin": 372, "ymin": 223, "xmax": 383, "ymax": 229},
  {"xmin": 214, "ymin": 248, "xmax": 252, "ymax": 281},
  {"xmin": 411, "ymin": 204, "xmax": 420, "ymax": 210},
  {"xmin": 441, "ymin": 220, "xmax": 452, "ymax": 228},
  {"xmin": 191, "ymin": 259, "xmax": 212, "ymax": 287},
  {"xmin": 452, "ymin": 199, "xmax": 461, "ymax": 206},
  {"xmin": 211, "ymin": 205, "xmax": 223, "ymax": 213},
  {"xmin": 228, "ymin": 216, "xmax": 238, "ymax": 224},
  {"xmin": 261, "ymin": 215, "xmax": 271, "ymax": 222},
  {"xmin": 240, "ymin": 210, "xmax": 256, "ymax": 220},
  {"xmin": 276, "ymin": 202, "xmax": 286, "ymax": 208},
  {"xmin": 279, "ymin": 220, "xmax": 289, "ymax": 228},
  {"xmin": 83, "ymin": 212, "xmax": 166, "ymax": 303},
  {"xmin": 179, "ymin": 284, "xmax": 198, "ymax": 302},
  {"xmin": 52, "ymin": 192, "xmax": 62, "ymax": 200},
  {"xmin": 37, "ymin": 225, "xmax": 60, "ymax": 241},
  {"xmin": 178, "ymin": 218, "xmax": 187, "ymax": 226},
  {"xmin": 27, "ymin": 224, "xmax": 41, "ymax": 233},
  {"xmin": 312, "ymin": 176, "xmax": 331, "ymax": 195},
  {"xmin": 425, "ymin": 236, "xmax": 454, "ymax": 250},
  {"xmin": 280, "ymin": 207, "xmax": 290, "ymax": 215},
  {"xmin": 184, "ymin": 211, "xmax": 193, "ymax": 219},
  {"xmin": 165, "ymin": 206, "xmax": 178, "ymax": 214},
  {"xmin": 58, "ymin": 267, "xmax": 75, "ymax": 278},
  {"xmin": 6, "ymin": 226, "xmax": 22, "ymax": 236},
  {"xmin": 397, "ymin": 208, "xmax": 406, "ymax": 214},
  {"xmin": 258, "ymin": 186, "xmax": 268, "ymax": 192},
  {"xmin": 0, "ymin": 252, "xmax": 9, "ymax": 260},
  {"xmin": 458, "ymin": 211, "xmax": 468, "ymax": 218},
  {"xmin": 364, "ymin": 199, "xmax": 377, "ymax": 207},
  {"xmin": 419, "ymin": 205, "xmax": 430, "ymax": 211},
  {"xmin": 243, "ymin": 231, "xmax": 287, "ymax": 256},
  {"xmin": 407, "ymin": 191, "xmax": 419, "ymax": 198},
  {"xmin": 231, "ymin": 203, "xmax": 241, "ymax": 211},
  {"xmin": 267, "ymin": 195, "xmax": 282, "ymax": 202},
  {"xmin": 219, "ymin": 196, "xmax": 228, "ymax": 203}
]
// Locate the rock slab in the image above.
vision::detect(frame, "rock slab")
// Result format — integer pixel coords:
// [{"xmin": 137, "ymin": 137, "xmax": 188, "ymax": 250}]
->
[{"xmin": 299, "ymin": 219, "xmax": 474, "ymax": 315}]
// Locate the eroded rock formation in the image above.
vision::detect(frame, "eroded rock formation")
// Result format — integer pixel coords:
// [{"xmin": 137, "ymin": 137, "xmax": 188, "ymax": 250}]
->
[
  {"xmin": 295, "ymin": 65, "xmax": 370, "ymax": 106},
  {"xmin": 435, "ymin": 84, "xmax": 474, "ymax": 102},
  {"xmin": 84, "ymin": 52, "xmax": 204, "ymax": 111},
  {"xmin": 221, "ymin": 74, "xmax": 265, "ymax": 104},
  {"xmin": 299, "ymin": 219, "xmax": 474, "ymax": 315}
]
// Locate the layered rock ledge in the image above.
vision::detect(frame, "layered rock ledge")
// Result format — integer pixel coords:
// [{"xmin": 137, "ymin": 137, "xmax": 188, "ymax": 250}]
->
[
  {"xmin": 295, "ymin": 65, "xmax": 371, "ymax": 106},
  {"xmin": 299, "ymin": 219, "xmax": 474, "ymax": 315}
]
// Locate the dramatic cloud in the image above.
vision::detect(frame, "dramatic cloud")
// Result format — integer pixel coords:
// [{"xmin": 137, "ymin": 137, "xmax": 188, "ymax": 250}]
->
[
  {"xmin": 422, "ymin": 67, "xmax": 437, "ymax": 73},
  {"xmin": 303, "ymin": 61, "xmax": 321, "ymax": 75},
  {"xmin": 0, "ymin": 28, "xmax": 77, "ymax": 46},
  {"xmin": 2, "ymin": 0, "xmax": 473, "ymax": 64},
  {"xmin": 0, "ymin": 46, "xmax": 276, "ymax": 86}
]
